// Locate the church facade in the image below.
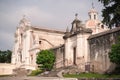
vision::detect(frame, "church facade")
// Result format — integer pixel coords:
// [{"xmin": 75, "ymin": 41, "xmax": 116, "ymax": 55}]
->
[{"xmin": 12, "ymin": 7, "xmax": 118, "ymax": 73}]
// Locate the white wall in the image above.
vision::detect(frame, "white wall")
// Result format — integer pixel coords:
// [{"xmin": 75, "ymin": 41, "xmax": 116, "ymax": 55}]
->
[{"xmin": 0, "ymin": 63, "xmax": 15, "ymax": 75}]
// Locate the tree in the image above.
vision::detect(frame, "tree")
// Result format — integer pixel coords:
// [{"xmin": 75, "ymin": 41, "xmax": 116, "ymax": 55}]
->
[
  {"xmin": 0, "ymin": 50, "xmax": 6, "ymax": 63},
  {"xmin": 98, "ymin": 0, "xmax": 120, "ymax": 28},
  {"xmin": 5, "ymin": 50, "xmax": 12, "ymax": 63},
  {"xmin": 109, "ymin": 37, "xmax": 120, "ymax": 65},
  {"xmin": 36, "ymin": 50, "xmax": 55, "ymax": 71},
  {"xmin": 0, "ymin": 50, "xmax": 12, "ymax": 63}
]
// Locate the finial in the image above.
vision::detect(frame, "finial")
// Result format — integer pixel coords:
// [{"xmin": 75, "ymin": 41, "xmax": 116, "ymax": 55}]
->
[
  {"xmin": 23, "ymin": 14, "xmax": 26, "ymax": 18},
  {"xmin": 66, "ymin": 26, "xmax": 69, "ymax": 32},
  {"xmin": 92, "ymin": 2, "xmax": 95, "ymax": 9},
  {"xmin": 75, "ymin": 13, "xmax": 78, "ymax": 19}
]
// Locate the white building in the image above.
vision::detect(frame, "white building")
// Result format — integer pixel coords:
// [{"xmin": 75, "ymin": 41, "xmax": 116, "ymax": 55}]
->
[
  {"xmin": 12, "ymin": 16, "xmax": 64, "ymax": 70},
  {"xmin": 12, "ymin": 7, "xmax": 108, "ymax": 71}
]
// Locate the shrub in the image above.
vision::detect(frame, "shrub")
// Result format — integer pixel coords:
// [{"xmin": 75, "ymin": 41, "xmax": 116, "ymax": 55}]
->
[{"xmin": 36, "ymin": 50, "xmax": 55, "ymax": 71}]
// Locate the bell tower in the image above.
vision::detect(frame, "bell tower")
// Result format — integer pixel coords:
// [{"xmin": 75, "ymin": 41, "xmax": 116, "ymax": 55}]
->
[
  {"xmin": 88, "ymin": 3, "xmax": 98, "ymax": 20},
  {"xmin": 85, "ymin": 3, "xmax": 108, "ymax": 34},
  {"xmin": 70, "ymin": 13, "xmax": 82, "ymax": 34}
]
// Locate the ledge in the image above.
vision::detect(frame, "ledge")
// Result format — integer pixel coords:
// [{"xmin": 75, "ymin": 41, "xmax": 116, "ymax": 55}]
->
[
  {"xmin": 88, "ymin": 27, "xmax": 120, "ymax": 39},
  {"xmin": 31, "ymin": 26, "xmax": 65, "ymax": 34}
]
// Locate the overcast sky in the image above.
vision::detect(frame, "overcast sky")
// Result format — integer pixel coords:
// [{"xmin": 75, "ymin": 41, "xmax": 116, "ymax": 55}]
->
[{"xmin": 0, "ymin": 0, "xmax": 104, "ymax": 51}]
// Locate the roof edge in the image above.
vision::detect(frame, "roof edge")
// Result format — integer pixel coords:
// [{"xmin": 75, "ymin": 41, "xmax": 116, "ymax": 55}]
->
[
  {"xmin": 31, "ymin": 26, "xmax": 65, "ymax": 34},
  {"xmin": 88, "ymin": 27, "xmax": 120, "ymax": 39}
]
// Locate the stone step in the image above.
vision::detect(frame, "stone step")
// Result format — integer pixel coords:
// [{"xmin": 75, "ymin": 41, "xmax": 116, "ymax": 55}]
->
[
  {"xmin": 13, "ymin": 68, "xmax": 29, "ymax": 77},
  {"xmin": 39, "ymin": 66, "xmax": 82, "ymax": 77}
]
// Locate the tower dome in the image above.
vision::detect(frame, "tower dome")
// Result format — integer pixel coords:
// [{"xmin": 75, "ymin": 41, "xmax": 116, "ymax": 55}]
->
[
  {"xmin": 88, "ymin": 3, "xmax": 98, "ymax": 20},
  {"xmin": 85, "ymin": 3, "xmax": 108, "ymax": 34}
]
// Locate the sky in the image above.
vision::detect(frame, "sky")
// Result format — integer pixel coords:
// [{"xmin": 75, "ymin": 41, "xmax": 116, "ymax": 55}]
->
[{"xmin": 0, "ymin": 0, "xmax": 104, "ymax": 51}]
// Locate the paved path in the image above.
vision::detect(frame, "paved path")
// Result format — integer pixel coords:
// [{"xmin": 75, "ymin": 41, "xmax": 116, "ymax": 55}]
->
[{"xmin": 0, "ymin": 77, "xmax": 77, "ymax": 80}]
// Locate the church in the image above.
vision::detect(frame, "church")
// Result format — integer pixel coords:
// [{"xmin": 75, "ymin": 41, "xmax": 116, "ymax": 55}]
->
[{"xmin": 12, "ymin": 7, "xmax": 120, "ymax": 73}]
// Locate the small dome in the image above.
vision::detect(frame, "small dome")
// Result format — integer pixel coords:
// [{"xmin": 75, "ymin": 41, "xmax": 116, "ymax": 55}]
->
[{"xmin": 87, "ymin": 20, "xmax": 96, "ymax": 27}]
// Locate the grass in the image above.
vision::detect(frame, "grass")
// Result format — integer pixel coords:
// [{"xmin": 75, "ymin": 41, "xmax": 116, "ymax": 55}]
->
[
  {"xmin": 0, "ymin": 75, "xmax": 12, "ymax": 77},
  {"xmin": 63, "ymin": 73, "xmax": 120, "ymax": 78},
  {"xmin": 28, "ymin": 69, "xmax": 42, "ymax": 76}
]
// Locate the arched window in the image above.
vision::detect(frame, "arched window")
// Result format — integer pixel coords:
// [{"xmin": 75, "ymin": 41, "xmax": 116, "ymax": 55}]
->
[
  {"xmin": 31, "ymin": 55, "xmax": 33, "ymax": 63},
  {"xmin": 101, "ymin": 25, "xmax": 104, "ymax": 29},
  {"xmin": 20, "ymin": 52, "xmax": 22, "ymax": 62},
  {"xmin": 39, "ymin": 41, "xmax": 41, "ymax": 44},
  {"xmin": 89, "ymin": 15, "xmax": 91, "ymax": 19},
  {"xmin": 94, "ymin": 15, "xmax": 96, "ymax": 20}
]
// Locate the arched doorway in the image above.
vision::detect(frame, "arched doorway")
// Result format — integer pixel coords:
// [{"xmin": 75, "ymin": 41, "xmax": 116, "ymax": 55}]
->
[{"xmin": 73, "ymin": 47, "xmax": 76, "ymax": 65}]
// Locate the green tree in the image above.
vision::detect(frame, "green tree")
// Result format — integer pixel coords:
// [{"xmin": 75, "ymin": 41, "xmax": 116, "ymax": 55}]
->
[
  {"xmin": 109, "ymin": 37, "xmax": 120, "ymax": 65},
  {"xmin": 0, "ymin": 50, "xmax": 12, "ymax": 63},
  {"xmin": 5, "ymin": 50, "xmax": 12, "ymax": 63},
  {"xmin": 0, "ymin": 50, "xmax": 6, "ymax": 63},
  {"xmin": 98, "ymin": 0, "xmax": 120, "ymax": 28},
  {"xmin": 36, "ymin": 50, "xmax": 55, "ymax": 71}
]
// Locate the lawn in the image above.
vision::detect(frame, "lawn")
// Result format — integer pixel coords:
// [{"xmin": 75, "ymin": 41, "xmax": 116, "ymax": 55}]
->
[
  {"xmin": 28, "ymin": 69, "xmax": 43, "ymax": 76},
  {"xmin": 63, "ymin": 73, "xmax": 120, "ymax": 78},
  {"xmin": 0, "ymin": 75, "xmax": 12, "ymax": 77}
]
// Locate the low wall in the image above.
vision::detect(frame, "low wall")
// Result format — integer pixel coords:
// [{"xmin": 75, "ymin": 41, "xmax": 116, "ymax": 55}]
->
[
  {"xmin": 88, "ymin": 27, "xmax": 120, "ymax": 73},
  {"xmin": 0, "ymin": 63, "xmax": 15, "ymax": 75}
]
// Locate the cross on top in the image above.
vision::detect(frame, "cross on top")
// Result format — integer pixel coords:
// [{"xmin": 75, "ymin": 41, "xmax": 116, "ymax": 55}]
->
[
  {"xmin": 92, "ymin": 2, "xmax": 95, "ymax": 9},
  {"xmin": 75, "ymin": 13, "xmax": 78, "ymax": 19}
]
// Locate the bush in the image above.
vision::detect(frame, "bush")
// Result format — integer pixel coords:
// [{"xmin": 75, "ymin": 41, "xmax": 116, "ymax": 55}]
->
[
  {"xmin": 109, "ymin": 37, "xmax": 120, "ymax": 65},
  {"xmin": 109, "ymin": 37, "xmax": 120, "ymax": 74},
  {"xmin": 36, "ymin": 50, "xmax": 55, "ymax": 71}
]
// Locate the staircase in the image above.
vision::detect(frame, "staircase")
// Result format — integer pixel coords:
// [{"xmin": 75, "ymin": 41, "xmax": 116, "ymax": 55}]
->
[
  {"xmin": 13, "ymin": 68, "xmax": 30, "ymax": 76},
  {"xmin": 63, "ymin": 65, "xmax": 83, "ymax": 74},
  {"xmin": 39, "ymin": 65, "xmax": 83, "ymax": 77}
]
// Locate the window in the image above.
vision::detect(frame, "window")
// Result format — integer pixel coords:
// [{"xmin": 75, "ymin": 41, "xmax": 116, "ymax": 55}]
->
[
  {"xmin": 94, "ymin": 15, "xmax": 96, "ymax": 19},
  {"xmin": 101, "ymin": 25, "xmax": 104, "ymax": 29},
  {"xmin": 73, "ymin": 47, "xmax": 76, "ymax": 65},
  {"xmin": 39, "ymin": 41, "xmax": 41, "ymax": 44},
  {"xmin": 31, "ymin": 55, "xmax": 33, "ymax": 63},
  {"xmin": 89, "ymin": 15, "xmax": 91, "ymax": 19}
]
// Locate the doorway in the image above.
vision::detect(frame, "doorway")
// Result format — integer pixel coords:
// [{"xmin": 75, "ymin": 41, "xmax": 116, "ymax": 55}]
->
[{"xmin": 73, "ymin": 47, "xmax": 76, "ymax": 65}]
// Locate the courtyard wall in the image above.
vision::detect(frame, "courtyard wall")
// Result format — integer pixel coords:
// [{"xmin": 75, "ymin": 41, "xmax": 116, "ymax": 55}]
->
[
  {"xmin": 88, "ymin": 27, "xmax": 120, "ymax": 73},
  {"xmin": 0, "ymin": 63, "xmax": 15, "ymax": 75}
]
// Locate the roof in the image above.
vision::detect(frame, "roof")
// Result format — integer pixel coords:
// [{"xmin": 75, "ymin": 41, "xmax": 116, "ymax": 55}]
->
[
  {"xmin": 50, "ymin": 44, "xmax": 64, "ymax": 50},
  {"xmin": 88, "ymin": 27, "xmax": 120, "ymax": 39},
  {"xmin": 63, "ymin": 27, "xmax": 92, "ymax": 39},
  {"xmin": 88, "ymin": 8, "xmax": 98, "ymax": 14},
  {"xmin": 31, "ymin": 26, "xmax": 65, "ymax": 34}
]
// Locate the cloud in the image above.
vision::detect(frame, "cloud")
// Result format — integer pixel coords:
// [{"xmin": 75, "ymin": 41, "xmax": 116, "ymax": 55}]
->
[
  {"xmin": 0, "ymin": 31, "xmax": 14, "ymax": 50},
  {"xmin": 0, "ymin": 0, "xmax": 104, "ymax": 50}
]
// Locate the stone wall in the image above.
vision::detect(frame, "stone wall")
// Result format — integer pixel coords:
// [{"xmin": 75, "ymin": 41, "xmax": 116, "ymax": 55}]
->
[
  {"xmin": 88, "ymin": 27, "xmax": 120, "ymax": 73},
  {"xmin": 53, "ymin": 45, "xmax": 65, "ymax": 68},
  {"xmin": 0, "ymin": 63, "xmax": 15, "ymax": 75}
]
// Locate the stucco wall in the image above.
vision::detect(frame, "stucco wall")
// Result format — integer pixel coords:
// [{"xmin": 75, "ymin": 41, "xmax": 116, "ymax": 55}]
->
[
  {"xmin": 0, "ymin": 63, "xmax": 15, "ymax": 75},
  {"xmin": 53, "ymin": 45, "xmax": 65, "ymax": 68},
  {"xmin": 88, "ymin": 27, "xmax": 120, "ymax": 73}
]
